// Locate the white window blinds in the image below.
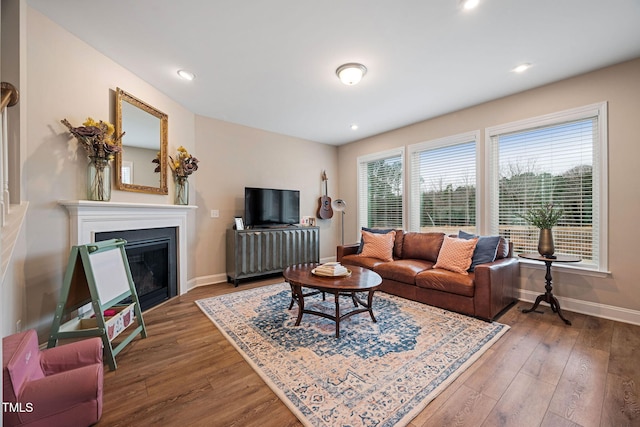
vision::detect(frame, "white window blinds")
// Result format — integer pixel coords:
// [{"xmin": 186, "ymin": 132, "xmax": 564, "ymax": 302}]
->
[
  {"xmin": 487, "ymin": 103, "xmax": 607, "ymax": 270},
  {"xmin": 408, "ymin": 132, "xmax": 478, "ymax": 234},
  {"xmin": 357, "ymin": 149, "xmax": 404, "ymax": 231}
]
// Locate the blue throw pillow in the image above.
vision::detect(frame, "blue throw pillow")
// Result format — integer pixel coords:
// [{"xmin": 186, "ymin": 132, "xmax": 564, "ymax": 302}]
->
[
  {"xmin": 458, "ymin": 230, "xmax": 500, "ymax": 271},
  {"xmin": 356, "ymin": 227, "xmax": 395, "ymax": 254}
]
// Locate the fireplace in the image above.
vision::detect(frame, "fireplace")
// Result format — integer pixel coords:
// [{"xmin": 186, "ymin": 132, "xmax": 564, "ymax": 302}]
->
[
  {"xmin": 59, "ymin": 200, "xmax": 195, "ymax": 300},
  {"xmin": 96, "ymin": 227, "xmax": 177, "ymax": 311}
]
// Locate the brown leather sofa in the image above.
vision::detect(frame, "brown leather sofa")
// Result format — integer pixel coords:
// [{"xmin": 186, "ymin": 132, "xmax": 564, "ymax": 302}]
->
[{"xmin": 337, "ymin": 231, "xmax": 519, "ymax": 321}]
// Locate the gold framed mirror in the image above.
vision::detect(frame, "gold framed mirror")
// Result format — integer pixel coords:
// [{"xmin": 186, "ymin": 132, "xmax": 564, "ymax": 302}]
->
[{"xmin": 115, "ymin": 88, "xmax": 168, "ymax": 194}]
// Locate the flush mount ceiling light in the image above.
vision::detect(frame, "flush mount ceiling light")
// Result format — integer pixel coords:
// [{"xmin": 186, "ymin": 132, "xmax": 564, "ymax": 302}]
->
[
  {"xmin": 512, "ymin": 63, "xmax": 532, "ymax": 73},
  {"xmin": 336, "ymin": 63, "xmax": 367, "ymax": 85},
  {"xmin": 350, "ymin": 124, "xmax": 359, "ymax": 130},
  {"xmin": 177, "ymin": 69, "xmax": 196, "ymax": 81},
  {"xmin": 461, "ymin": 0, "xmax": 480, "ymax": 10}
]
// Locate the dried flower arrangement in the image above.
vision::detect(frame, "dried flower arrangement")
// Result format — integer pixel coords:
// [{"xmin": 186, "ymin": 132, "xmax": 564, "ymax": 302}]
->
[
  {"xmin": 154, "ymin": 146, "xmax": 199, "ymax": 178},
  {"xmin": 61, "ymin": 117, "xmax": 124, "ymax": 160}
]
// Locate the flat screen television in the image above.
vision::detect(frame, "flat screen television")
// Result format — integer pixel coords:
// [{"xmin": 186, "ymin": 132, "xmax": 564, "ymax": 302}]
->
[{"xmin": 244, "ymin": 187, "xmax": 300, "ymax": 228}]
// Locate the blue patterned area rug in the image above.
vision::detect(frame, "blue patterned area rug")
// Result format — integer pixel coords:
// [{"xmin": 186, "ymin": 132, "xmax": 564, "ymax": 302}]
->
[{"xmin": 196, "ymin": 283, "xmax": 509, "ymax": 427}]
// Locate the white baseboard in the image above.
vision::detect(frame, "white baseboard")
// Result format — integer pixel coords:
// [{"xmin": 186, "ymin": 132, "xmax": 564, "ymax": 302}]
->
[
  {"xmin": 187, "ymin": 277, "xmax": 640, "ymax": 326},
  {"xmin": 188, "ymin": 257, "xmax": 336, "ymax": 291},
  {"xmin": 188, "ymin": 274, "xmax": 227, "ymax": 291},
  {"xmin": 517, "ymin": 289, "xmax": 640, "ymax": 326}
]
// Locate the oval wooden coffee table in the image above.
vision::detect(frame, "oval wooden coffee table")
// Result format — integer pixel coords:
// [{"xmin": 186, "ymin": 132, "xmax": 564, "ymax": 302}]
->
[{"xmin": 283, "ymin": 263, "xmax": 382, "ymax": 338}]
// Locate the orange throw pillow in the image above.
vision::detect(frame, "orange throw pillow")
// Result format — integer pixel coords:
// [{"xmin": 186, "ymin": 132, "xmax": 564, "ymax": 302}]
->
[
  {"xmin": 359, "ymin": 230, "xmax": 396, "ymax": 262},
  {"xmin": 433, "ymin": 235, "xmax": 478, "ymax": 275}
]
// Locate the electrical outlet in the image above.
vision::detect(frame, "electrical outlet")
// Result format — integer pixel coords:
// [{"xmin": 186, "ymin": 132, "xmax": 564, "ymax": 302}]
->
[{"xmin": 211, "ymin": 209, "xmax": 220, "ymax": 218}]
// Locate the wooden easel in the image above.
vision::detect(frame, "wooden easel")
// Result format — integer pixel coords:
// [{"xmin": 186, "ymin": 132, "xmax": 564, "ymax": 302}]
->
[{"xmin": 47, "ymin": 238, "xmax": 147, "ymax": 370}]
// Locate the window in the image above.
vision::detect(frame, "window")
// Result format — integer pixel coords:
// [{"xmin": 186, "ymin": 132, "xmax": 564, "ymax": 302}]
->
[
  {"xmin": 357, "ymin": 148, "xmax": 404, "ymax": 232},
  {"xmin": 121, "ymin": 161, "xmax": 133, "ymax": 184},
  {"xmin": 487, "ymin": 103, "xmax": 608, "ymax": 271},
  {"xmin": 408, "ymin": 131, "xmax": 479, "ymax": 234}
]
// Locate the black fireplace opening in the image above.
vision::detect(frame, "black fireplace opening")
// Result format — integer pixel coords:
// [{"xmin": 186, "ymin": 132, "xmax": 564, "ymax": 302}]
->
[{"xmin": 95, "ymin": 227, "xmax": 178, "ymax": 311}]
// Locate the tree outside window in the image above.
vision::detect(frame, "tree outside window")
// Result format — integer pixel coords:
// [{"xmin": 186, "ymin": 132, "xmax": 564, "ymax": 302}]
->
[
  {"xmin": 488, "ymin": 105, "xmax": 605, "ymax": 270},
  {"xmin": 358, "ymin": 150, "xmax": 404, "ymax": 231}
]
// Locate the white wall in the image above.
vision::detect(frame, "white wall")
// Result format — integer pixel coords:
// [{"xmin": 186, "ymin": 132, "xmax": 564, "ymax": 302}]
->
[
  {"xmin": 13, "ymin": 2, "xmax": 640, "ymax": 345},
  {"xmin": 192, "ymin": 115, "xmax": 339, "ymax": 285},
  {"xmin": 21, "ymin": 6, "xmax": 196, "ymax": 339},
  {"xmin": 7, "ymin": 5, "xmax": 339, "ymax": 341},
  {"xmin": 1, "ymin": 0, "xmax": 28, "ymax": 345},
  {"xmin": 338, "ymin": 58, "xmax": 640, "ymax": 322}
]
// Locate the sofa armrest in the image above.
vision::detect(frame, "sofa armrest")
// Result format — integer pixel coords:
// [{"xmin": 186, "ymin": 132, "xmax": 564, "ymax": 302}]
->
[
  {"xmin": 473, "ymin": 257, "xmax": 520, "ymax": 320},
  {"xmin": 337, "ymin": 244, "xmax": 359, "ymax": 263},
  {"xmin": 18, "ymin": 363, "xmax": 103, "ymax": 424},
  {"xmin": 40, "ymin": 337, "xmax": 103, "ymax": 375}
]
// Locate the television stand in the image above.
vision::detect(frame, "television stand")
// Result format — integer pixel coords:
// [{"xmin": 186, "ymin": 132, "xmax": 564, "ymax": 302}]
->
[
  {"xmin": 250, "ymin": 224, "xmax": 294, "ymax": 229},
  {"xmin": 226, "ymin": 226, "xmax": 319, "ymax": 286}
]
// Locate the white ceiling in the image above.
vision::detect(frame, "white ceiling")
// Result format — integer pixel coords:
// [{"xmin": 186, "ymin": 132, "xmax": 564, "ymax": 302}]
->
[{"xmin": 28, "ymin": 0, "xmax": 640, "ymax": 145}]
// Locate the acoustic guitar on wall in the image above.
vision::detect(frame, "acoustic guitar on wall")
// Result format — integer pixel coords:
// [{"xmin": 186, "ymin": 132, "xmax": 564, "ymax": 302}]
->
[{"xmin": 317, "ymin": 170, "xmax": 333, "ymax": 219}]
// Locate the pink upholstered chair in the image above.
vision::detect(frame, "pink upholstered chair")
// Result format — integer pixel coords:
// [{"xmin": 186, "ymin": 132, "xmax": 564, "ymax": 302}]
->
[{"xmin": 3, "ymin": 330, "xmax": 103, "ymax": 427}]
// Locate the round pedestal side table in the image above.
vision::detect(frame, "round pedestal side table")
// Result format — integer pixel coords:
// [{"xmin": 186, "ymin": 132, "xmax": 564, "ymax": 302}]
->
[{"xmin": 518, "ymin": 253, "xmax": 581, "ymax": 325}]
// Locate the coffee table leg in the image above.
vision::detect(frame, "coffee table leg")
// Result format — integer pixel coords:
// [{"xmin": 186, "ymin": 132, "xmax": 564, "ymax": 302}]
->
[
  {"xmin": 290, "ymin": 284, "xmax": 305, "ymax": 326},
  {"xmin": 367, "ymin": 290, "xmax": 377, "ymax": 323},
  {"xmin": 334, "ymin": 292, "xmax": 341, "ymax": 338},
  {"xmin": 351, "ymin": 292, "xmax": 358, "ymax": 307}
]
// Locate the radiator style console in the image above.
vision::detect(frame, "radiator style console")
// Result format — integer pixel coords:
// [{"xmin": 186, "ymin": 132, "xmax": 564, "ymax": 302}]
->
[{"xmin": 226, "ymin": 226, "xmax": 319, "ymax": 286}]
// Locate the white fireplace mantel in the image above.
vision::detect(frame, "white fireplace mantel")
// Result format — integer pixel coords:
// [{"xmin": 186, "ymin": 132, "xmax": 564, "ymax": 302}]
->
[{"xmin": 59, "ymin": 200, "xmax": 196, "ymax": 295}]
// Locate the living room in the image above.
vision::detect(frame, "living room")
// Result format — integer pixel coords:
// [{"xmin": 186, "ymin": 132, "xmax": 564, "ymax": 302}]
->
[{"xmin": 2, "ymin": 1, "xmax": 640, "ymax": 426}]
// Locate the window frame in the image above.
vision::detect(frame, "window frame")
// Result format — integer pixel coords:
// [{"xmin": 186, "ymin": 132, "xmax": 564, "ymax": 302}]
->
[
  {"xmin": 485, "ymin": 102, "xmax": 608, "ymax": 272},
  {"xmin": 407, "ymin": 130, "xmax": 481, "ymax": 233},
  {"xmin": 356, "ymin": 147, "xmax": 405, "ymax": 240}
]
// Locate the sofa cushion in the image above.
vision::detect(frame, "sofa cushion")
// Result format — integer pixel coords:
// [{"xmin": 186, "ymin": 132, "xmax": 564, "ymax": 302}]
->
[
  {"xmin": 359, "ymin": 230, "xmax": 396, "ymax": 261},
  {"xmin": 433, "ymin": 236, "xmax": 478, "ymax": 275},
  {"xmin": 5, "ymin": 330, "xmax": 45, "ymax": 397},
  {"xmin": 458, "ymin": 230, "xmax": 501, "ymax": 271},
  {"xmin": 356, "ymin": 227, "xmax": 395, "ymax": 254},
  {"xmin": 496, "ymin": 237, "xmax": 509, "ymax": 259},
  {"xmin": 392, "ymin": 230, "xmax": 405, "ymax": 259},
  {"xmin": 374, "ymin": 259, "xmax": 434, "ymax": 284},
  {"xmin": 355, "ymin": 228, "xmax": 404, "ymax": 259},
  {"xmin": 341, "ymin": 254, "xmax": 387, "ymax": 270},
  {"xmin": 416, "ymin": 269, "xmax": 475, "ymax": 297},
  {"xmin": 401, "ymin": 232, "xmax": 445, "ymax": 262}
]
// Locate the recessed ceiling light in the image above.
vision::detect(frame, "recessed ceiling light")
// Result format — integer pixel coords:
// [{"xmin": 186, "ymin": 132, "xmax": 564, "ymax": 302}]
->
[
  {"xmin": 350, "ymin": 124, "xmax": 359, "ymax": 130},
  {"xmin": 177, "ymin": 69, "xmax": 196, "ymax": 81},
  {"xmin": 512, "ymin": 63, "xmax": 532, "ymax": 73},
  {"xmin": 461, "ymin": 0, "xmax": 480, "ymax": 10},
  {"xmin": 336, "ymin": 63, "xmax": 367, "ymax": 85}
]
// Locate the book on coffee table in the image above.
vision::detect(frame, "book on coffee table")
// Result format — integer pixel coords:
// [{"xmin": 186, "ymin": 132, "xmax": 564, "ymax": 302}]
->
[{"xmin": 313, "ymin": 262, "xmax": 350, "ymax": 277}]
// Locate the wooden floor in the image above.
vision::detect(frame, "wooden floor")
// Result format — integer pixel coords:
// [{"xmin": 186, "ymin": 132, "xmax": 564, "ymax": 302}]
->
[{"xmin": 98, "ymin": 278, "xmax": 640, "ymax": 427}]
